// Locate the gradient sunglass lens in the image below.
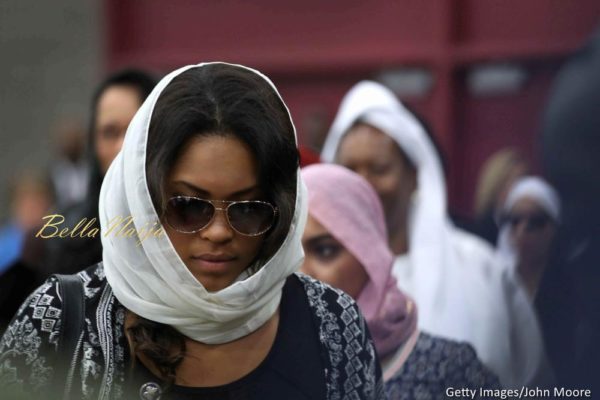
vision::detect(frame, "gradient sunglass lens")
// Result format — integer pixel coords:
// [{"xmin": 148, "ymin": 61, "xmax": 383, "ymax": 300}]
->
[
  {"xmin": 166, "ymin": 197, "xmax": 214, "ymax": 233},
  {"xmin": 506, "ymin": 213, "xmax": 550, "ymax": 232},
  {"xmin": 227, "ymin": 202, "xmax": 276, "ymax": 235}
]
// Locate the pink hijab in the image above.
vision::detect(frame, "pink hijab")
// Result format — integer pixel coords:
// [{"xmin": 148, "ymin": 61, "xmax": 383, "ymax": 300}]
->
[{"xmin": 302, "ymin": 164, "xmax": 417, "ymax": 359}]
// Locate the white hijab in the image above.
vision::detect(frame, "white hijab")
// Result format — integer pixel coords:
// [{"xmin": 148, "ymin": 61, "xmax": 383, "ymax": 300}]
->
[
  {"xmin": 99, "ymin": 62, "xmax": 308, "ymax": 344},
  {"xmin": 496, "ymin": 176, "xmax": 561, "ymax": 267},
  {"xmin": 321, "ymin": 81, "xmax": 556, "ymax": 388},
  {"xmin": 321, "ymin": 81, "xmax": 465, "ymax": 337}
]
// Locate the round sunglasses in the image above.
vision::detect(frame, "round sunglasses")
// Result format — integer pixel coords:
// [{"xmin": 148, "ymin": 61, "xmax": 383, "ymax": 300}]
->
[
  {"xmin": 502, "ymin": 212, "xmax": 551, "ymax": 232},
  {"xmin": 164, "ymin": 196, "xmax": 278, "ymax": 236}
]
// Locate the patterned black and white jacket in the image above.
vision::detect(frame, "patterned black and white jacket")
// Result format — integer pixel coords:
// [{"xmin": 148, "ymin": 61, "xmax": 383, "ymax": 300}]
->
[{"xmin": 0, "ymin": 263, "xmax": 385, "ymax": 400}]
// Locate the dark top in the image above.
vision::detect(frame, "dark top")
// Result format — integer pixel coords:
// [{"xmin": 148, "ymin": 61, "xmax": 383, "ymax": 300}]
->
[
  {"xmin": 0, "ymin": 259, "xmax": 38, "ymax": 330},
  {"xmin": 386, "ymin": 332, "xmax": 501, "ymax": 400},
  {"xmin": 131, "ymin": 275, "xmax": 327, "ymax": 400},
  {"xmin": 0, "ymin": 263, "xmax": 385, "ymax": 400},
  {"xmin": 539, "ymin": 25, "xmax": 600, "ymax": 392}
]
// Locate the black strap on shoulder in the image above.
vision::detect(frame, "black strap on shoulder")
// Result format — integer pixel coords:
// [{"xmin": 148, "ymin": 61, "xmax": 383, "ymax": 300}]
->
[{"xmin": 53, "ymin": 273, "xmax": 85, "ymax": 400}]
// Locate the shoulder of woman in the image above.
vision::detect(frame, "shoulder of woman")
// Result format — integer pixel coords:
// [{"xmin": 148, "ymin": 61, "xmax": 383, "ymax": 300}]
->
[
  {"xmin": 293, "ymin": 272, "xmax": 386, "ymax": 399},
  {"xmin": 450, "ymin": 227, "xmax": 511, "ymax": 284},
  {"xmin": 294, "ymin": 271, "xmax": 360, "ymax": 315},
  {"xmin": 0, "ymin": 275, "xmax": 64, "ymax": 395},
  {"xmin": 451, "ymin": 227, "xmax": 495, "ymax": 258},
  {"xmin": 407, "ymin": 332, "xmax": 501, "ymax": 388},
  {"xmin": 0, "ymin": 263, "xmax": 107, "ymax": 396},
  {"xmin": 1, "ymin": 262, "xmax": 106, "ymax": 348}
]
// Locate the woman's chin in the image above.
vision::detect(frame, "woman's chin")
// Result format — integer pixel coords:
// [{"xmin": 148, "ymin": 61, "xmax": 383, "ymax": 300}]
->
[
  {"xmin": 186, "ymin": 260, "xmax": 245, "ymax": 292},
  {"xmin": 194, "ymin": 274, "xmax": 236, "ymax": 292}
]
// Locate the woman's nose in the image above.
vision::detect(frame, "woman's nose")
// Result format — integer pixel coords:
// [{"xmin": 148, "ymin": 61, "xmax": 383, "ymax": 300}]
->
[
  {"xmin": 200, "ymin": 208, "xmax": 234, "ymax": 243},
  {"xmin": 512, "ymin": 220, "xmax": 529, "ymax": 240}
]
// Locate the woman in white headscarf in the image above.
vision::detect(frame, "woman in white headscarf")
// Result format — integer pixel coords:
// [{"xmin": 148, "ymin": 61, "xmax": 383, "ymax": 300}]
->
[
  {"xmin": 496, "ymin": 176, "xmax": 560, "ymax": 299},
  {"xmin": 321, "ymin": 81, "xmax": 553, "ymax": 389},
  {"xmin": 0, "ymin": 63, "xmax": 384, "ymax": 400}
]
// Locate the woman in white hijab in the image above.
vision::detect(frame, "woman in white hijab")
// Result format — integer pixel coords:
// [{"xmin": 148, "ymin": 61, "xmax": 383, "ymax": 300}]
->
[
  {"xmin": 0, "ymin": 63, "xmax": 384, "ymax": 400},
  {"xmin": 321, "ymin": 80, "xmax": 553, "ymax": 389},
  {"xmin": 496, "ymin": 176, "xmax": 560, "ymax": 299}
]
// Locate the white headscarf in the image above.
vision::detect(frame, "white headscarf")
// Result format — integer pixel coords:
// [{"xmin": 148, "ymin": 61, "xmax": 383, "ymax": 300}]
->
[
  {"xmin": 320, "ymin": 82, "xmax": 558, "ymax": 388},
  {"xmin": 496, "ymin": 176, "xmax": 561, "ymax": 266},
  {"xmin": 321, "ymin": 81, "xmax": 464, "ymax": 336},
  {"xmin": 99, "ymin": 62, "xmax": 308, "ymax": 344}
]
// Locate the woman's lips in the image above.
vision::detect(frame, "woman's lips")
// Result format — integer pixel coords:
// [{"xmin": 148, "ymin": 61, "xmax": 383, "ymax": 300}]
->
[{"xmin": 190, "ymin": 254, "xmax": 237, "ymax": 272}]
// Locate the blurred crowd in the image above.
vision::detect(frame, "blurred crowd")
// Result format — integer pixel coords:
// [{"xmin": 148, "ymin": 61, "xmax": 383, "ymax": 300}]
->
[{"xmin": 1, "ymin": 26, "xmax": 599, "ymax": 399}]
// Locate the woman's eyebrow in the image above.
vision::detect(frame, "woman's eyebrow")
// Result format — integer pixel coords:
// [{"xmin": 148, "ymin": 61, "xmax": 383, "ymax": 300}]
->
[
  {"xmin": 305, "ymin": 233, "xmax": 334, "ymax": 245},
  {"xmin": 229, "ymin": 185, "xmax": 260, "ymax": 198},
  {"xmin": 173, "ymin": 181, "xmax": 209, "ymax": 195},
  {"xmin": 172, "ymin": 181, "xmax": 258, "ymax": 198}
]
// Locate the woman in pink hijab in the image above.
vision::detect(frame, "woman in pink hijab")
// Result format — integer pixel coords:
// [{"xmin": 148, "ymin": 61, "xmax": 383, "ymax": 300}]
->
[{"xmin": 301, "ymin": 164, "xmax": 500, "ymax": 399}]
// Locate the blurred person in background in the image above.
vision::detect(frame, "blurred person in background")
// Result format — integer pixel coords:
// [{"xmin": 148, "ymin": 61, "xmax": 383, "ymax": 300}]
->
[
  {"xmin": 0, "ymin": 69, "xmax": 157, "ymax": 326},
  {"xmin": 301, "ymin": 163, "xmax": 501, "ymax": 399},
  {"xmin": 321, "ymin": 80, "xmax": 553, "ymax": 388},
  {"xmin": 40, "ymin": 68, "xmax": 157, "ymax": 276},
  {"xmin": 0, "ymin": 170, "xmax": 53, "ymax": 328},
  {"xmin": 0, "ymin": 170, "xmax": 54, "ymax": 274},
  {"xmin": 496, "ymin": 176, "xmax": 560, "ymax": 300},
  {"xmin": 474, "ymin": 148, "xmax": 529, "ymax": 245},
  {"xmin": 537, "ymin": 26, "xmax": 600, "ymax": 392},
  {"xmin": 49, "ymin": 118, "xmax": 89, "ymax": 209}
]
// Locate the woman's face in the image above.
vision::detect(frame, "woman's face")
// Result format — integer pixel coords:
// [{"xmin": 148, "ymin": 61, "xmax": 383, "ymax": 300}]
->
[
  {"xmin": 508, "ymin": 197, "xmax": 557, "ymax": 265},
  {"xmin": 301, "ymin": 214, "xmax": 368, "ymax": 298},
  {"xmin": 164, "ymin": 135, "xmax": 265, "ymax": 292},
  {"xmin": 95, "ymin": 85, "xmax": 141, "ymax": 174},
  {"xmin": 336, "ymin": 124, "xmax": 416, "ymax": 234}
]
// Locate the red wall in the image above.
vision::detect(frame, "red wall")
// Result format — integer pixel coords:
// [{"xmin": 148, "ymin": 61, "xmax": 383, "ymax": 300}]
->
[{"xmin": 105, "ymin": 0, "xmax": 600, "ymax": 217}]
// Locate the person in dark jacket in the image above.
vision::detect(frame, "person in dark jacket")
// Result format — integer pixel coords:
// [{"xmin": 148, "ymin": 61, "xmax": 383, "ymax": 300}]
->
[{"xmin": 537, "ymin": 26, "xmax": 600, "ymax": 392}]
